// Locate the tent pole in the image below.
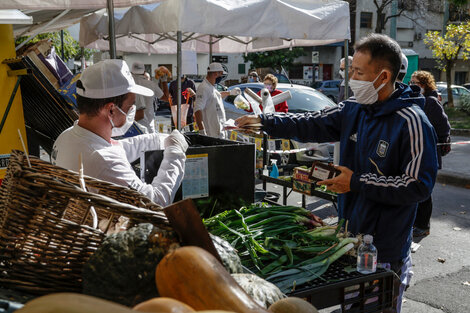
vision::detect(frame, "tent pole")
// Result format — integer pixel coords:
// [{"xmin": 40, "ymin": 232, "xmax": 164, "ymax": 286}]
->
[
  {"xmin": 107, "ymin": 0, "xmax": 117, "ymax": 59},
  {"xmin": 177, "ymin": 31, "xmax": 182, "ymax": 130},
  {"xmin": 344, "ymin": 39, "xmax": 349, "ymax": 99},
  {"xmin": 209, "ymin": 35, "xmax": 212, "ymax": 63}
]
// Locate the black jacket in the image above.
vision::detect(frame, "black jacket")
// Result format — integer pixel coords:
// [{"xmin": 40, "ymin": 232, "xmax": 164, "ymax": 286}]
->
[{"xmin": 420, "ymin": 89, "xmax": 451, "ymax": 168}]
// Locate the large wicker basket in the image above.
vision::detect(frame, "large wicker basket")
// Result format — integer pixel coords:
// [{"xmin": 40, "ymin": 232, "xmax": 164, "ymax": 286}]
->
[{"xmin": 0, "ymin": 150, "xmax": 170, "ymax": 294}]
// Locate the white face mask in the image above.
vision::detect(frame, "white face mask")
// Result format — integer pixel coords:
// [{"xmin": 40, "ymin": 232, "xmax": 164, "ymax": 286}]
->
[
  {"xmin": 110, "ymin": 104, "xmax": 136, "ymax": 137},
  {"xmin": 349, "ymin": 70, "xmax": 386, "ymax": 105},
  {"xmin": 419, "ymin": 87, "xmax": 425, "ymax": 94},
  {"xmin": 339, "ymin": 69, "xmax": 345, "ymax": 79}
]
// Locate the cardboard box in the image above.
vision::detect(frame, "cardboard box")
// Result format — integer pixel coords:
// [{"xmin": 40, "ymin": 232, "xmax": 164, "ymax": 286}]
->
[
  {"xmin": 293, "ymin": 167, "xmax": 314, "ymax": 183},
  {"xmin": 292, "ymin": 179, "xmax": 315, "ymax": 195}
]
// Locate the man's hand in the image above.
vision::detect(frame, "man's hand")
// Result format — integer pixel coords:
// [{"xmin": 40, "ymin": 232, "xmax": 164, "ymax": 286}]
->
[
  {"xmin": 220, "ymin": 91, "xmax": 230, "ymax": 99},
  {"xmin": 235, "ymin": 115, "xmax": 261, "ymax": 128},
  {"xmin": 317, "ymin": 165, "xmax": 353, "ymax": 194}
]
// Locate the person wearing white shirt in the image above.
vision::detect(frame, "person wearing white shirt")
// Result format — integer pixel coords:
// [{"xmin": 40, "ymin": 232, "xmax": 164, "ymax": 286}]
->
[
  {"xmin": 194, "ymin": 62, "xmax": 230, "ymax": 138},
  {"xmin": 131, "ymin": 62, "xmax": 165, "ymax": 133},
  {"xmin": 52, "ymin": 59, "xmax": 187, "ymax": 207}
]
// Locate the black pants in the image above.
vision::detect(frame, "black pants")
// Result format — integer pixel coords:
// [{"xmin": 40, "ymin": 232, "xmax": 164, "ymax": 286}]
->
[{"xmin": 414, "ymin": 196, "xmax": 432, "ymax": 229}]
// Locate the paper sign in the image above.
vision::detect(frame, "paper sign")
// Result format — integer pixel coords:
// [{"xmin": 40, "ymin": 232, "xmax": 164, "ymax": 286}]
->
[
  {"xmin": 182, "ymin": 154, "xmax": 209, "ymax": 199},
  {"xmin": 230, "ymin": 131, "xmax": 238, "ymax": 141},
  {"xmin": 158, "ymin": 123, "xmax": 164, "ymax": 133},
  {"xmin": 255, "ymin": 138, "xmax": 262, "ymax": 151},
  {"xmin": 282, "ymin": 140, "xmax": 290, "ymax": 151},
  {"xmin": 181, "ymin": 50, "xmax": 198, "ymax": 75},
  {"xmin": 268, "ymin": 139, "xmax": 276, "ymax": 152}
]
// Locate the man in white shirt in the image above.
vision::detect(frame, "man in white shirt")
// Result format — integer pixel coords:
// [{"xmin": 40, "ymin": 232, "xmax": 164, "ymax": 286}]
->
[
  {"xmin": 194, "ymin": 62, "xmax": 230, "ymax": 138},
  {"xmin": 52, "ymin": 59, "xmax": 188, "ymax": 207},
  {"xmin": 131, "ymin": 61, "xmax": 164, "ymax": 133}
]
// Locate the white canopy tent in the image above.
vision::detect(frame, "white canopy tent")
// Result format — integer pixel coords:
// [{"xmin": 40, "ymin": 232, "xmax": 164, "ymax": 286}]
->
[
  {"xmin": 81, "ymin": 0, "xmax": 350, "ymax": 54},
  {"xmin": 79, "ymin": 0, "xmax": 351, "ymax": 129}
]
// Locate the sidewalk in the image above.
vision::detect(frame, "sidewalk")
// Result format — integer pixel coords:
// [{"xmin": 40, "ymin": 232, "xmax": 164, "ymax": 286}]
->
[{"xmin": 437, "ymin": 134, "xmax": 470, "ymax": 189}]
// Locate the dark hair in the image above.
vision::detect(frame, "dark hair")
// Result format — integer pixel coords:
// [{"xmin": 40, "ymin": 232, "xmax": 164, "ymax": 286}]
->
[
  {"xmin": 397, "ymin": 72, "xmax": 406, "ymax": 82},
  {"xmin": 354, "ymin": 34, "xmax": 402, "ymax": 82},
  {"xmin": 76, "ymin": 80, "xmax": 128, "ymax": 116}
]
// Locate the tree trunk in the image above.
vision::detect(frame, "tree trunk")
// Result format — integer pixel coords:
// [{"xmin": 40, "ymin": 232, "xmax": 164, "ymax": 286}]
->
[
  {"xmin": 446, "ymin": 60, "xmax": 454, "ymax": 108},
  {"xmin": 375, "ymin": 9, "xmax": 383, "ymax": 33}
]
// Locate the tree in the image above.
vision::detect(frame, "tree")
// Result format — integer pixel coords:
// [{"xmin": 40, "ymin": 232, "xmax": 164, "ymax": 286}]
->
[
  {"xmin": 373, "ymin": 0, "xmax": 405, "ymax": 33},
  {"xmin": 15, "ymin": 30, "xmax": 94, "ymax": 62},
  {"xmin": 242, "ymin": 48, "xmax": 306, "ymax": 72},
  {"xmin": 371, "ymin": 0, "xmax": 429, "ymax": 34},
  {"xmin": 424, "ymin": 21, "xmax": 470, "ymax": 107}
]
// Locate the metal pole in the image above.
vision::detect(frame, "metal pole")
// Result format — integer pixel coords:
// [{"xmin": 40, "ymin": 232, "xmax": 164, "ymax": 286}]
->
[
  {"xmin": 209, "ymin": 35, "xmax": 213, "ymax": 63},
  {"xmin": 60, "ymin": 29, "xmax": 65, "ymax": 60},
  {"xmin": 107, "ymin": 0, "xmax": 117, "ymax": 59},
  {"xmin": 390, "ymin": 0, "xmax": 397, "ymax": 39},
  {"xmin": 177, "ymin": 31, "xmax": 182, "ymax": 130},
  {"xmin": 344, "ymin": 40, "xmax": 349, "ymax": 99},
  {"xmin": 442, "ymin": 0, "xmax": 449, "ymax": 35}
]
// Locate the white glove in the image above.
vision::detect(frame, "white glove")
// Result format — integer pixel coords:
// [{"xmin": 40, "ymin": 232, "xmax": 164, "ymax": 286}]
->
[{"xmin": 164, "ymin": 130, "xmax": 189, "ymax": 154}]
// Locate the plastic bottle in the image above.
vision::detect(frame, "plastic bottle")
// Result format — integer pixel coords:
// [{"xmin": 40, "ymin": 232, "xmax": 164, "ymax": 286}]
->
[
  {"xmin": 357, "ymin": 234, "xmax": 377, "ymax": 274},
  {"xmin": 270, "ymin": 159, "xmax": 279, "ymax": 178},
  {"xmin": 263, "ymin": 165, "xmax": 269, "ymax": 177}
]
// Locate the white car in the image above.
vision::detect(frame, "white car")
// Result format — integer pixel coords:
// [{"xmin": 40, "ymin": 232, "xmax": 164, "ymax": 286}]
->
[
  {"xmin": 437, "ymin": 83, "xmax": 470, "ymax": 107},
  {"xmin": 223, "ymin": 83, "xmax": 337, "ymax": 165}
]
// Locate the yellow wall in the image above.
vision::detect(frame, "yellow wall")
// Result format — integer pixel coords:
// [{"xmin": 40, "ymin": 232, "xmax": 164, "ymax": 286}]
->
[{"xmin": 0, "ymin": 24, "xmax": 27, "ymax": 180}]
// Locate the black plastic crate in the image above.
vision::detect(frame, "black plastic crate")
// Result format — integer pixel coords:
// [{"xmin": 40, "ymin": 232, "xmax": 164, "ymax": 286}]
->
[
  {"xmin": 287, "ymin": 257, "xmax": 394, "ymax": 312},
  {"xmin": 140, "ymin": 133, "xmax": 255, "ymax": 216}
]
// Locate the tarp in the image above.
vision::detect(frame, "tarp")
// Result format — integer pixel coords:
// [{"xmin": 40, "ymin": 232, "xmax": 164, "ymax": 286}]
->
[
  {"xmin": 0, "ymin": 0, "xmax": 162, "ymax": 10},
  {"xmin": 80, "ymin": 0, "xmax": 350, "ymax": 53}
]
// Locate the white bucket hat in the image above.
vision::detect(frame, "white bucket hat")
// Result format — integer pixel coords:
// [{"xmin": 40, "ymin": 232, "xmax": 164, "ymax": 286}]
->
[
  {"xmin": 131, "ymin": 61, "xmax": 145, "ymax": 75},
  {"xmin": 399, "ymin": 53, "xmax": 408, "ymax": 75},
  {"xmin": 76, "ymin": 59, "xmax": 153, "ymax": 99}
]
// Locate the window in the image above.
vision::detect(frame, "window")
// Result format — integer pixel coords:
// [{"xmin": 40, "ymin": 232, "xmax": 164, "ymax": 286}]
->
[
  {"xmin": 238, "ymin": 63, "xmax": 246, "ymax": 74},
  {"xmin": 360, "ymin": 12, "xmax": 373, "ymax": 28}
]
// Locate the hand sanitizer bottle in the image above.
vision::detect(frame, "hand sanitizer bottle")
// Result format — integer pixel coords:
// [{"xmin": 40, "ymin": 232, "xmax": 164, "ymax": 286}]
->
[{"xmin": 270, "ymin": 159, "xmax": 279, "ymax": 179}]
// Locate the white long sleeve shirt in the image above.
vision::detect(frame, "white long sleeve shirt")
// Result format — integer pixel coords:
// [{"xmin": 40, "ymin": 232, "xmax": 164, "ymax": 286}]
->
[{"xmin": 52, "ymin": 122, "xmax": 185, "ymax": 207}]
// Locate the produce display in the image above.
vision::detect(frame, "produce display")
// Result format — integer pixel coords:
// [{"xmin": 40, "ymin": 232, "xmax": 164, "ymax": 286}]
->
[
  {"xmin": 231, "ymin": 274, "xmax": 284, "ymax": 309},
  {"xmin": 156, "ymin": 246, "xmax": 271, "ymax": 313},
  {"xmin": 203, "ymin": 205, "xmax": 357, "ymax": 293},
  {"xmin": 82, "ymin": 224, "xmax": 180, "ymax": 306},
  {"xmin": 133, "ymin": 297, "xmax": 196, "ymax": 312}
]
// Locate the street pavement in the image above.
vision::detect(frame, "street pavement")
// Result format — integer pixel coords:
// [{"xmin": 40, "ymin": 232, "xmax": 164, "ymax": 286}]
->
[{"xmin": 259, "ymin": 134, "xmax": 470, "ymax": 312}]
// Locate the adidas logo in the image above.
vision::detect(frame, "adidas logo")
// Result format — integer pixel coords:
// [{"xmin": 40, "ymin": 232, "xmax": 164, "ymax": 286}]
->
[{"xmin": 349, "ymin": 133, "xmax": 357, "ymax": 142}]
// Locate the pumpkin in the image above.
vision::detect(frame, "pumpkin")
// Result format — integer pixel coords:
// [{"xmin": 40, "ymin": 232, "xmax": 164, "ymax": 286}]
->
[
  {"xmin": 133, "ymin": 297, "xmax": 195, "ymax": 312},
  {"xmin": 210, "ymin": 234, "xmax": 243, "ymax": 274},
  {"xmin": 156, "ymin": 246, "xmax": 270, "ymax": 313},
  {"xmin": 83, "ymin": 223, "xmax": 179, "ymax": 306},
  {"xmin": 231, "ymin": 274, "xmax": 285, "ymax": 309},
  {"xmin": 268, "ymin": 297, "xmax": 318, "ymax": 313},
  {"xmin": 16, "ymin": 293, "xmax": 135, "ymax": 313}
]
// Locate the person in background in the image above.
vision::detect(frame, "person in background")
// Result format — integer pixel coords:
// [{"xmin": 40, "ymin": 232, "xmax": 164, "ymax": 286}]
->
[
  {"xmin": 248, "ymin": 74, "xmax": 288, "ymax": 113},
  {"xmin": 236, "ymin": 34, "xmax": 439, "ymax": 312},
  {"xmin": 410, "ymin": 70, "xmax": 451, "ymax": 238},
  {"xmin": 169, "ymin": 75, "xmax": 197, "ymax": 128},
  {"xmin": 52, "ymin": 59, "xmax": 188, "ymax": 207},
  {"xmin": 338, "ymin": 56, "xmax": 353, "ymax": 103},
  {"xmin": 194, "ymin": 62, "xmax": 230, "ymax": 138},
  {"xmin": 248, "ymin": 71, "xmax": 260, "ymax": 82}
]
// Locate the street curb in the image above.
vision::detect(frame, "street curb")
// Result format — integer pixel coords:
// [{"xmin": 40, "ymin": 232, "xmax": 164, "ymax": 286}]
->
[
  {"xmin": 450, "ymin": 128, "xmax": 470, "ymax": 136},
  {"xmin": 436, "ymin": 170, "xmax": 470, "ymax": 189}
]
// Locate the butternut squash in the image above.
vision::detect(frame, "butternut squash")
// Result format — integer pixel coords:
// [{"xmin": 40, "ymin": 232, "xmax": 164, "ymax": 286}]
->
[
  {"xmin": 16, "ymin": 293, "xmax": 136, "ymax": 313},
  {"xmin": 268, "ymin": 297, "xmax": 318, "ymax": 313},
  {"xmin": 133, "ymin": 297, "xmax": 195, "ymax": 312},
  {"xmin": 156, "ymin": 246, "xmax": 270, "ymax": 313}
]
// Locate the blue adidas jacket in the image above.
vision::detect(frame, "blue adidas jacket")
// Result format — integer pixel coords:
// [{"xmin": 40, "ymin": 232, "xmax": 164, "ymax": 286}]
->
[{"xmin": 261, "ymin": 83, "xmax": 438, "ymax": 262}]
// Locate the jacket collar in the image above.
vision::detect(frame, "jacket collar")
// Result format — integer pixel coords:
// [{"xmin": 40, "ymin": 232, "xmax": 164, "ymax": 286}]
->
[{"xmin": 361, "ymin": 82, "xmax": 425, "ymax": 117}]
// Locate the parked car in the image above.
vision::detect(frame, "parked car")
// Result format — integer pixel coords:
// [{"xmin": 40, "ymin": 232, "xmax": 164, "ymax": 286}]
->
[
  {"xmin": 223, "ymin": 83, "xmax": 337, "ymax": 165},
  {"xmin": 436, "ymin": 84, "xmax": 470, "ymax": 107},
  {"xmin": 463, "ymin": 83, "xmax": 470, "ymax": 91},
  {"xmin": 311, "ymin": 80, "xmax": 341, "ymax": 103}
]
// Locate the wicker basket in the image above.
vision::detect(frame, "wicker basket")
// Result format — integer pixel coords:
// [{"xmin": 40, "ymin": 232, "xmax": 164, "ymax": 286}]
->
[{"xmin": 0, "ymin": 150, "xmax": 170, "ymax": 294}]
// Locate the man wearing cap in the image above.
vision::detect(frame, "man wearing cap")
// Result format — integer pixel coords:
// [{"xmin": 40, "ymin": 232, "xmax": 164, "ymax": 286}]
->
[
  {"xmin": 194, "ymin": 62, "xmax": 230, "ymax": 138},
  {"xmin": 52, "ymin": 59, "xmax": 188, "ymax": 207},
  {"xmin": 131, "ymin": 61, "xmax": 164, "ymax": 133}
]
